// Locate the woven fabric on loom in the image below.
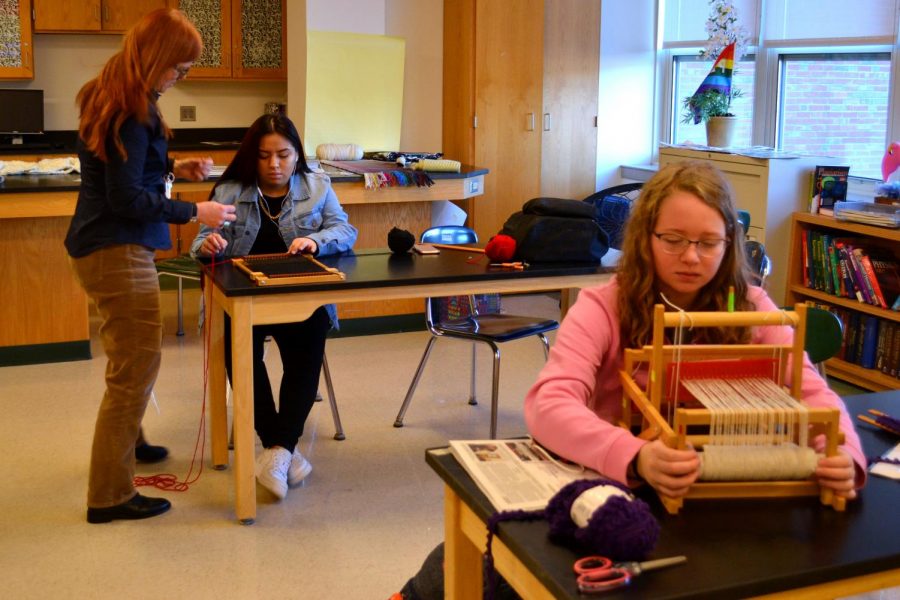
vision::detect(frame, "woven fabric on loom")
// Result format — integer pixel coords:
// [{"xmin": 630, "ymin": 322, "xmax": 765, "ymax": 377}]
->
[
  {"xmin": 436, "ymin": 294, "xmax": 502, "ymax": 322},
  {"xmin": 321, "ymin": 160, "xmax": 434, "ymax": 189}
]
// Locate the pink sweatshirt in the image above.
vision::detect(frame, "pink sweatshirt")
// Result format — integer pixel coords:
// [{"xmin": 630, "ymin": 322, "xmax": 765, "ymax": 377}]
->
[{"xmin": 524, "ymin": 277, "xmax": 866, "ymax": 487}]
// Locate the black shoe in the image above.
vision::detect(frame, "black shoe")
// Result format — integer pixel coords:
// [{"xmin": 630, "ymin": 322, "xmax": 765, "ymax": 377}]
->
[
  {"xmin": 87, "ymin": 493, "xmax": 171, "ymax": 524},
  {"xmin": 135, "ymin": 442, "xmax": 169, "ymax": 463}
]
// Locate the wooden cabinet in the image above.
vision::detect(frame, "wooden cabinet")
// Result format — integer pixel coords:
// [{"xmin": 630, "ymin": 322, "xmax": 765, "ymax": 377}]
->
[
  {"xmin": 173, "ymin": 0, "xmax": 286, "ymax": 80},
  {"xmin": 659, "ymin": 146, "xmax": 829, "ymax": 303},
  {"xmin": 786, "ymin": 212, "xmax": 899, "ymax": 391},
  {"xmin": 0, "ymin": 0, "xmax": 34, "ymax": 79},
  {"xmin": 539, "ymin": 0, "xmax": 600, "ymax": 201},
  {"xmin": 34, "ymin": 0, "xmax": 168, "ymax": 33},
  {"xmin": 443, "ymin": 0, "xmax": 600, "ymax": 242}
]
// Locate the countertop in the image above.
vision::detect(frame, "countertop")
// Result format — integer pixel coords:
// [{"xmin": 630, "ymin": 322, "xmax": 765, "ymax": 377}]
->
[{"xmin": 0, "ymin": 163, "xmax": 488, "ymax": 194}]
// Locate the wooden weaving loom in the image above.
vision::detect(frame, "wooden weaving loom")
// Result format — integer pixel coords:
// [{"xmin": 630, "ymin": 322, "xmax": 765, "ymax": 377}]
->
[
  {"xmin": 232, "ymin": 253, "xmax": 345, "ymax": 286},
  {"xmin": 618, "ymin": 303, "xmax": 845, "ymax": 515}
]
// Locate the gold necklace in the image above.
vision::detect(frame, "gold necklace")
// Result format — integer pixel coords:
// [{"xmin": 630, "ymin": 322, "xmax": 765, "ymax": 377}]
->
[{"xmin": 257, "ymin": 189, "xmax": 285, "ymax": 223}]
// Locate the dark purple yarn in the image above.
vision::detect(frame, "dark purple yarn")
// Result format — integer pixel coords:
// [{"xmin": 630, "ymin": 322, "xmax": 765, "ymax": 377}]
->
[
  {"xmin": 484, "ymin": 509, "xmax": 544, "ymax": 600},
  {"xmin": 545, "ymin": 479, "xmax": 659, "ymax": 561},
  {"xmin": 874, "ymin": 413, "xmax": 900, "ymax": 434}
]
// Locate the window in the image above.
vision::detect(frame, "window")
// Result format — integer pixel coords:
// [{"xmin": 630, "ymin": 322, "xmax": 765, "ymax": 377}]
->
[
  {"xmin": 777, "ymin": 53, "xmax": 891, "ymax": 179},
  {"xmin": 659, "ymin": 0, "xmax": 899, "ymax": 178},
  {"xmin": 671, "ymin": 54, "xmax": 756, "ymax": 148}
]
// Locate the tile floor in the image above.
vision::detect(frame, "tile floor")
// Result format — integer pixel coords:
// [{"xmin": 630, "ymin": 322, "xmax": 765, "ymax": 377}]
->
[
  {"xmin": 0, "ymin": 288, "xmax": 881, "ymax": 600},
  {"xmin": 0, "ymin": 290, "xmax": 559, "ymax": 600}
]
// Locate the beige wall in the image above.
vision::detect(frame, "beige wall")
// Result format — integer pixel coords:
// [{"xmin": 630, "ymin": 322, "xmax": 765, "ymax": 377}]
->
[
  {"xmin": 13, "ymin": 34, "xmax": 284, "ymax": 131},
  {"xmin": 5, "ymin": 3, "xmax": 442, "ymax": 151},
  {"xmin": 299, "ymin": 0, "xmax": 443, "ymax": 152}
]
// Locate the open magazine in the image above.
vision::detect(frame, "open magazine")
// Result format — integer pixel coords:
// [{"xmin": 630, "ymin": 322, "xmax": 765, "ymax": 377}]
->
[{"xmin": 449, "ymin": 439, "xmax": 600, "ymax": 511}]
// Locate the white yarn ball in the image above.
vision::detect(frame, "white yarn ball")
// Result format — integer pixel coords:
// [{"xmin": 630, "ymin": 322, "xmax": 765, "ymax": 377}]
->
[{"xmin": 316, "ymin": 143, "xmax": 364, "ymax": 161}]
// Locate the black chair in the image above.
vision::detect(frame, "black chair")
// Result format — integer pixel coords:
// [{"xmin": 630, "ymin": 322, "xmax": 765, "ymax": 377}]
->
[{"xmin": 393, "ymin": 226, "xmax": 560, "ymax": 439}]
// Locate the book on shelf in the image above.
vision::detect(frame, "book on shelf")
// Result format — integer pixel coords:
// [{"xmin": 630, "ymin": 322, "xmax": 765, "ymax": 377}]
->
[
  {"xmin": 860, "ymin": 316, "xmax": 880, "ymax": 369},
  {"xmin": 811, "ymin": 165, "xmax": 850, "ymax": 216},
  {"xmin": 448, "ymin": 438, "xmax": 599, "ymax": 511},
  {"xmin": 869, "ymin": 255, "xmax": 900, "ymax": 311}
]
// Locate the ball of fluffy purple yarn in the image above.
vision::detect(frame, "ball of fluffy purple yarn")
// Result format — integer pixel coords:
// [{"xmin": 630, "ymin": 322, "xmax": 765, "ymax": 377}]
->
[{"xmin": 545, "ymin": 479, "xmax": 659, "ymax": 561}]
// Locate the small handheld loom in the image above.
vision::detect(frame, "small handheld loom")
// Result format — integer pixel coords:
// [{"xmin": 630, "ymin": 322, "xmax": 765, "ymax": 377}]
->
[
  {"xmin": 232, "ymin": 253, "xmax": 345, "ymax": 286},
  {"xmin": 618, "ymin": 303, "xmax": 845, "ymax": 515}
]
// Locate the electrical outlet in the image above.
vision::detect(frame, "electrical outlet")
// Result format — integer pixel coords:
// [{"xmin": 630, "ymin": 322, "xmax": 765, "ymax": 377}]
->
[{"xmin": 180, "ymin": 106, "xmax": 196, "ymax": 122}]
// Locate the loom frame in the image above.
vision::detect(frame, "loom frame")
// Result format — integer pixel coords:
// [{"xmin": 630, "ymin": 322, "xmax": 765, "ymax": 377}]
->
[
  {"xmin": 232, "ymin": 253, "xmax": 346, "ymax": 286},
  {"xmin": 619, "ymin": 303, "xmax": 846, "ymax": 515}
]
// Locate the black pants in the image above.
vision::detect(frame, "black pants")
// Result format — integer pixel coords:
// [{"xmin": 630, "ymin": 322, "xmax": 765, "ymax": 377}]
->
[{"xmin": 224, "ymin": 306, "xmax": 330, "ymax": 450}]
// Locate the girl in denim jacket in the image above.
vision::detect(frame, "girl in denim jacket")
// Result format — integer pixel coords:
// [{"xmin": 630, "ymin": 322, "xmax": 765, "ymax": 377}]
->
[{"xmin": 192, "ymin": 113, "xmax": 357, "ymax": 499}]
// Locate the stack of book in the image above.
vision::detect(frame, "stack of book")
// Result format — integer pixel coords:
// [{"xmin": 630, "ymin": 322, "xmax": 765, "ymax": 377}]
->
[
  {"xmin": 810, "ymin": 301, "xmax": 900, "ymax": 378},
  {"xmin": 801, "ymin": 230, "xmax": 900, "ymax": 311}
]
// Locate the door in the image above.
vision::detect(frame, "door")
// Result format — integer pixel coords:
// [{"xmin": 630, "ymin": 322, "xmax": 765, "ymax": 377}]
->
[
  {"xmin": 540, "ymin": 0, "xmax": 600, "ymax": 200},
  {"xmin": 472, "ymin": 0, "xmax": 544, "ymax": 242}
]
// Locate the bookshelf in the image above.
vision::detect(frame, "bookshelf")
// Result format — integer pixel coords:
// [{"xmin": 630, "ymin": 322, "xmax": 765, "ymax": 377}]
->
[{"xmin": 786, "ymin": 212, "xmax": 900, "ymax": 391}]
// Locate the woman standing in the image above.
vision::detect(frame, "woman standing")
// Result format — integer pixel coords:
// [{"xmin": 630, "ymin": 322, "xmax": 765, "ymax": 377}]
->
[
  {"xmin": 66, "ymin": 9, "xmax": 236, "ymax": 524},
  {"xmin": 192, "ymin": 113, "xmax": 357, "ymax": 500}
]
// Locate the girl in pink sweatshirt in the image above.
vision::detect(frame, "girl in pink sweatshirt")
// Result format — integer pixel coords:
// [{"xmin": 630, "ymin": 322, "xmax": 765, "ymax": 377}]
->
[{"xmin": 525, "ymin": 160, "xmax": 865, "ymax": 501}]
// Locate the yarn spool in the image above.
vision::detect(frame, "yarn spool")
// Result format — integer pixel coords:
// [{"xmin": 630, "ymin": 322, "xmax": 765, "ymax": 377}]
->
[
  {"xmin": 485, "ymin": 234, "xmax": 516, "ymax": 262},
  {"xmin": 699, "ymin": 444, "xmax": 820, "ymax": 481},
  {"xmin": 413, "ymin": 158, "xmax": 461, "ymax": 173},
  {"xmin": 316, "ymin": 143, "xmax": 364, "ymax": 161},
  {"xmin": 545, "ymin": 479, "xmax": 659, "ymax": 561},
  {"xmin": 387, "ymin": 227, "xmax": 416, "ymax": 254}
]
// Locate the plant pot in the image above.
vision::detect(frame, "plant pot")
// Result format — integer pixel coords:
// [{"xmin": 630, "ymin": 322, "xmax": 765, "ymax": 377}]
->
[{"xmin": 706, "ymin": 116, "xmax": 737, "ymax": 148}]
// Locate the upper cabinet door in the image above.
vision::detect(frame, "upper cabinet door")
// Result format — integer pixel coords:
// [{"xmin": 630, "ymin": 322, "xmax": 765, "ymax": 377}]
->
[
  {"xmin": 34, "ymin": 0, "xmax": 101, "ymax": 32},
  {"xmin": 176, "ymin": 0, "xmax": 284, "ymax": 80},
  {"xmin": 231, "ymin": 0, "xmax": 286, "ymax": 80},
  {"xmin": 102, "ymin": 0, "xmax": 169, "ymax": 33},
  {"xmin": 178, "ymin": 0, "xmax": 233, "ymax": 78},
  {"xmin": 34, "ymin": 0, "xmax": 168, "ymax": 33},
  {"xmin": 0, "ymin": 0, "xmax": 34, "ymax": 79}
]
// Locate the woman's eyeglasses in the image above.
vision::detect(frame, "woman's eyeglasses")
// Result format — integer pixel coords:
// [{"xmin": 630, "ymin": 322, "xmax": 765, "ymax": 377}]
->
[
  {"xmin": 653, "ymin": 232, "xmax": 728, "ymax": 258},
  {"xmin": 173, "ymin": 65, "xmax": 191, "ymax": 80}
]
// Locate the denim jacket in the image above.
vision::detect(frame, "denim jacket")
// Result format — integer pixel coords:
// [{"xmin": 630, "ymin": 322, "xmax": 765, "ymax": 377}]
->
[{"xmin": 191, "ymin": 172, "xmax": 358, "ymax": 328}]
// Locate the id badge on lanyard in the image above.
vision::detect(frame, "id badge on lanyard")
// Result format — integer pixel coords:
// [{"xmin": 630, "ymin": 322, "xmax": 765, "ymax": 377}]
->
[{"xmin": 164, "ymin": 172, "xmax": 175, "ymax": 199}]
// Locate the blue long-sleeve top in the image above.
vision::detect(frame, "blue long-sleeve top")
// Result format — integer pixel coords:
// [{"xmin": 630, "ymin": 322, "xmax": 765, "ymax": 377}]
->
[{"xmin": 65, "ymin": 104, "xmax": 195, "ymax": 258}]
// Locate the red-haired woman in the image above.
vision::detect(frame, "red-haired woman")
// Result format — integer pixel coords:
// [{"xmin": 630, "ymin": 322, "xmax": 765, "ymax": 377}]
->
[{"xmin": 65, "ymin": 8, "xmax": 236, "ymax": 524}]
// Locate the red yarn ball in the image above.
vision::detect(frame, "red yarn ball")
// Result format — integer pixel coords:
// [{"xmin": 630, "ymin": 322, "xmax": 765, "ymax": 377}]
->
[{"xmin": 485, "ymin": 234, "xmax": 516, "ymax": 262}]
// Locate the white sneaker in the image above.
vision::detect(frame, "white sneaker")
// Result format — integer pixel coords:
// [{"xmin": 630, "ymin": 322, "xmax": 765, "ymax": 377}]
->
[
  {"xmin": 256, "ymin": 447, "xmax": 291, "ymax": 499},
  {"xmin": 287, "ymin": 446, "xmax": 313, "ymax": 487}
]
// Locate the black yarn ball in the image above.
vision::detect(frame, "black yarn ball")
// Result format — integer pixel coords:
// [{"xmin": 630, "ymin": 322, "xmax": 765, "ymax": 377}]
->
[{"xmin": 388, "ymin": 227, "xmax": 416, "ymax": 254}]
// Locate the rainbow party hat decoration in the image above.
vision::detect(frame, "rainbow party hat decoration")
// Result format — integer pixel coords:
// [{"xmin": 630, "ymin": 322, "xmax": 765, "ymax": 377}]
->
[{"xmin": 686, "ymin": 42, "xmax": 736, "ymax": 124}]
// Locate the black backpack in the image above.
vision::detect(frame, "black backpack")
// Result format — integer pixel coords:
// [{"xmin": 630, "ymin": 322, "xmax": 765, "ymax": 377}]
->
[{"xmin": 500, "ymin": 197, "xmax": 609, "ymax": 263}]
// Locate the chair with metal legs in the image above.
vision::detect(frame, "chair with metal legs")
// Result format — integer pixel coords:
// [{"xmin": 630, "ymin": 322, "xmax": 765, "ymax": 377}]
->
[{"xmin": 392, "ymin": 226, "xmax": 559, "ymax": 439}]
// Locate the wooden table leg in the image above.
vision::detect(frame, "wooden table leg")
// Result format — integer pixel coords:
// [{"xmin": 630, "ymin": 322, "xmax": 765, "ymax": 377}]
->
[
  {"xmin": 208, "ymin": 285, "xmax": 228, "ymax": 469},
  {"xmin": 231, "ymin": 299, "xmax": 256, "ymax": 525},
  {"xmin": 444, "ymin": 485, "xmax": 483, "ymax": 599}
]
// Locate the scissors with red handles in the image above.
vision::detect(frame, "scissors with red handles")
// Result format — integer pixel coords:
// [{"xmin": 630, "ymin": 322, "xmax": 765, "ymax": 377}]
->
[{"xmin": 573, "ymin": 555, "xmax": 687, "ymax": 593}]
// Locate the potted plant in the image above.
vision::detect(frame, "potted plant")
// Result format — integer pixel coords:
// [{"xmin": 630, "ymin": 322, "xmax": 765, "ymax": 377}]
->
[
  {"xmin": 681, "ymin": 88, "xmax": 743, "ymax": 148},
  {"xmin": 681, "ymin": 0, "xmax": 749, "ymax": 147}
]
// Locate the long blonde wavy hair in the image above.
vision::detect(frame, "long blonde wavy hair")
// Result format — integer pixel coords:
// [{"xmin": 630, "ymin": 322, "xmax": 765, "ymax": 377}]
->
[{"xmin": 616, "ymin": 160, "xmax": 753, "ymax": 349}]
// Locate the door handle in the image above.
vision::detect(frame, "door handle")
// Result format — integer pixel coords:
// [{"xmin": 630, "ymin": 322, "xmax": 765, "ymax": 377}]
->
[
  {"xmin": 543, "ymin": 113, "xmax": 551, "ymax": 132},
  {"xmin": 526, "ymin": 113, "xmax": 535, "ymax": 132}
]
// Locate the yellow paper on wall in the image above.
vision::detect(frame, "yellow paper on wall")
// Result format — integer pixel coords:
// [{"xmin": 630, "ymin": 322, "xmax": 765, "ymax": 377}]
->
[{"xmin": 305, "ymin": 31, "xmax": 405, "ymax": 153}]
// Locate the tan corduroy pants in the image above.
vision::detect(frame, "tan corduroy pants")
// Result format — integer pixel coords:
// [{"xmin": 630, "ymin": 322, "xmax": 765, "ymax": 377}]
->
[{"xmin": 69, "ymin": 244, "xmax": 162, "ymax": 508}]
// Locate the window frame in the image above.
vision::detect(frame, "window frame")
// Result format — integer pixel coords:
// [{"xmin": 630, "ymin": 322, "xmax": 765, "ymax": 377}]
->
[{"xmin": 657, "ymin": 10, "xmax": 900, "ymax": 180}]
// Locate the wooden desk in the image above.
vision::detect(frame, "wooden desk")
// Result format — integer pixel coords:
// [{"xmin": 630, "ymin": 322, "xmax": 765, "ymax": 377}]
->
[
  {"xmin": 205, "ymin": 250, "xmax": 612, "ymax": 524},
  {"xmin": 428, "ymin": 390, "xmax": 900, "ymax": 599}
]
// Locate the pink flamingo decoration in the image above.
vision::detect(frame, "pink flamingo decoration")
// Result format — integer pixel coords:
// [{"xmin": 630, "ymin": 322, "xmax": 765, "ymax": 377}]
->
[{"xmin": 882, "ymin": 141, "xmax": 900, "ymax": 182}]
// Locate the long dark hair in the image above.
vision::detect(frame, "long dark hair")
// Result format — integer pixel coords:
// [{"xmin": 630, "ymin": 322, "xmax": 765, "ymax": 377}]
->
[{"xmin": 211, "ymin": 113, "xmax": 311, "ymax": 196}]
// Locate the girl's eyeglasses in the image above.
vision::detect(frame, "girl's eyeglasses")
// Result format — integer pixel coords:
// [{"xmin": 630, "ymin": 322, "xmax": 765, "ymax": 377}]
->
[{"xmin": 653, "ymin": 232, "xmax": 728, "ymax": 258}]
